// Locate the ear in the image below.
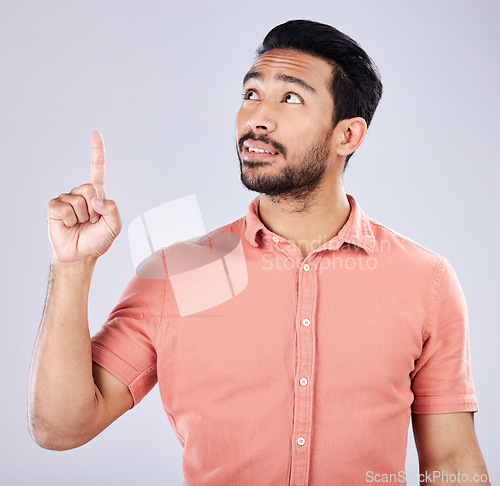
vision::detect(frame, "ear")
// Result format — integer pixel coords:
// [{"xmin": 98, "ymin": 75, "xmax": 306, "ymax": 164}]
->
[{"xmin": 334, "ymin": 117, "xmax": 368, "ymax": 157}]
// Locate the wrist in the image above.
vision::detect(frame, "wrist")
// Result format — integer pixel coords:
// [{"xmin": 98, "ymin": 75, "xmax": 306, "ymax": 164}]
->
[{"xmin": 50, "ymin": 256, "xmax": 97, "ymax": 283}]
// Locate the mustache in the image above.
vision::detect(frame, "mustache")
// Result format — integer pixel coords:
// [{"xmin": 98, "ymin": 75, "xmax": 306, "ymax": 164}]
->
[{"xmin": 238, "ymin": 131, "xmax": 287, "ymax": 157}]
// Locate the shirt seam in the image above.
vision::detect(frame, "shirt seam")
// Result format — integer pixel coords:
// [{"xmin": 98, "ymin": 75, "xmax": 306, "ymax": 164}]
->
[
  {"xmin": 421, "ymin": 256, "xmax": 447, "ymax": 342},
  {"xmin": 164, "ymin": 409, "xmax": 186, "ymax": 445},
  {"xmin": 367, "ymin": 218, "xmax": 442, "ymax": 257},
  {"xmin": 154, "ymin": 248, "xmax": 173, "ymax": 351},
  {"xmin": 204, "ymin": 218, "xmax": 246, "ymax": 245},
  {"xmin": 153, "ymin": 248, "xmax": 185, "ymax": 444}
]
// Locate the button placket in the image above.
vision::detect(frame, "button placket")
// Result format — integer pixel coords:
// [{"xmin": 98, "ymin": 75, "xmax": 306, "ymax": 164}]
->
[
  {"xmin": 264, "ymin": 231, "xmax": 301, "ymax": 266},
  {"xmin": 290, "ymin": 258, "xmax": 317, "ymax": 486}
]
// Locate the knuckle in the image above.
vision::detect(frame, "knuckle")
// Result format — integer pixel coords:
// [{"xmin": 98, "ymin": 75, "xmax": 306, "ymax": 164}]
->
[
  {"xmin": 48, "ymin": 198, "xmax": 58, "ymax": 209},
  {"xmin": 48, "ymin": 197, "xmax": 65, "ymax": 213},
  {"xmin": 72, "ymin": 195, "xmax": 87, "ymax": 209},
  {"xmin": 107, "ymin": 200, "xmax": 119, "ymax": 214},
  {"xmin": 60, "ymin": 204, "xmax": 74, "ymax": 218},
  {"xmin": 81, "ymin": 184, "xmax": 97, "ymax": 199}
]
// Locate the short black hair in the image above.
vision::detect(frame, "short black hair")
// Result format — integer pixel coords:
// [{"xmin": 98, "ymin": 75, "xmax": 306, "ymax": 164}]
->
[{"xmin": 257, "ymin": 20, "xmax": 383, "ymax": 168}]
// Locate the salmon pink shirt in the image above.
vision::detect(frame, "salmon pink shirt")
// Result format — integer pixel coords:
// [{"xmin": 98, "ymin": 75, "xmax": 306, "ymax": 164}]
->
[{"xmin": 91, "ymin": 194, "xmax": 478, "ymax": 485}]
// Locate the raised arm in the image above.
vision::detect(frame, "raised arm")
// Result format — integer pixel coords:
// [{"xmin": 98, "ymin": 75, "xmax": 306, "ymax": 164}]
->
[{"xmin": 28, "ymin": 132, "xmax": 133, "ymax": 450}]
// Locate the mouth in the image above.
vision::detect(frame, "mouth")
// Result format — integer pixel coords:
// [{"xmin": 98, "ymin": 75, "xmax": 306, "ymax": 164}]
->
[{"xmin": 242, "ymin": 139, "xmax": 281, "ymax": 160}]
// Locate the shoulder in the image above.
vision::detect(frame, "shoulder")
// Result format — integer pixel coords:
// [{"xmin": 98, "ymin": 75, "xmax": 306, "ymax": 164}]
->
[
  {"xmin": 195, "ymin": 216, "xmax": 246, "ymax": 244},
  {"xmin": 368, "ymin": 216, "xmax": 443, "ymax": 261},
  {"xmin": 365, "ymin": 216, "xmax": 452, "ymax": 284},
  {"xmin": 155, "ymin": 215, "xmax": 247, "ymax": 275}
]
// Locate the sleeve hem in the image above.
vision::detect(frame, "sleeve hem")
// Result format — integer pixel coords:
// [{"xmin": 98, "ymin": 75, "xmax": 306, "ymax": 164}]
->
[
  {"xmin": 411, "ymin": 395, "xmax": 478, "ymax": 414},
  {"xmin": 92, "ymin": 342, "xmax": 156, "ymax": 407}
]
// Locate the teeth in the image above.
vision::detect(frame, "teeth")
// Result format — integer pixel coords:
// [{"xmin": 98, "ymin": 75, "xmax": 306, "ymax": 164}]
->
[{"xmin": 249, "ymin": 147, "xmax": 273, "ymax": 154}]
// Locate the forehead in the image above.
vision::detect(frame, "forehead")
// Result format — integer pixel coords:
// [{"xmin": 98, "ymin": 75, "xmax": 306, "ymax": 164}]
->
[{"xmin": 246, "ymin": 49, "xmax": 332, "ymax": 92}]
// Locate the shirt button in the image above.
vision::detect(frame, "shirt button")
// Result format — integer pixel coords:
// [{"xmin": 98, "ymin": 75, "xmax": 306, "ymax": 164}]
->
[
  {"xmin": 297, "ymin": 437, "xmax": 306, "ymax": 446},
  {"xmin": 300, "ymin": 377, "xmax": 308, "ymax": 386},
  {"xmin": 303, "ymin": 264, "xmax": 310, "ymax": 271},
  {"xmin": 272, "ymin": 236, "xmax": 279, "ymax": 243},
  {"xmin": 302, "ymin": 318, "xmax": 311, "ymax": 327}
]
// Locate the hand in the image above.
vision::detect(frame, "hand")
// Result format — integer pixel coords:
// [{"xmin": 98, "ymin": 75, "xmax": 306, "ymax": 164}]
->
[{"xmin": 47, "ymin": 131, "xmax": 122, "ymax": 264}]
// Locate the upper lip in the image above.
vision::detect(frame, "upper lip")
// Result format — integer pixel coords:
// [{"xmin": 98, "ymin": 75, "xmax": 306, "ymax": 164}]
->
[{"xmin": 243, "ymin": 139, "xmax": 280, "ymax": 154}]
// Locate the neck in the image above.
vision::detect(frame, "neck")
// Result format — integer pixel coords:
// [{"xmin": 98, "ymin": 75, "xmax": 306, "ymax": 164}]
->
[{"xmin": 258, "ymin": 175, "xmax": 350, "ymax": 258}]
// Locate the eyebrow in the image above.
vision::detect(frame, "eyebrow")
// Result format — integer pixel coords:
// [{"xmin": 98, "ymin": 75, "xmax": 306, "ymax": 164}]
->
[{"xmin": 243, "ymin": 71, "xmax": 316, "ymax": 93}]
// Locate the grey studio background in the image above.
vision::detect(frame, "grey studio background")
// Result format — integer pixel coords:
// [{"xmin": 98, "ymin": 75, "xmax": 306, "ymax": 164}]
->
[{"xmin": 1, "ymin": 0, "xmax": 499, "ymax": 484}]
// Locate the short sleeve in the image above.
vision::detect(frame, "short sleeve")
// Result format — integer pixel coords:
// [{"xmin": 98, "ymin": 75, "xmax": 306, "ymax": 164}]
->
[
  {"xmin": 91, "ymin": 250, "xmax": 168, "ymax": 406},
  {"xmin": 411, "ymin": 257, "xmax": 478, "ymax": 414}
]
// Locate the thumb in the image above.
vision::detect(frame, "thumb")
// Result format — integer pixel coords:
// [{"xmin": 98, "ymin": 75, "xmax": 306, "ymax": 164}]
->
[{"xmin": 90, "ymin": 197, "xmax": 122, "ymax": 231}]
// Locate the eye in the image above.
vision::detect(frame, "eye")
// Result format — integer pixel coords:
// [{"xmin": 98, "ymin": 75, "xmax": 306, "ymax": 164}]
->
[
  {"xmin": 243, "ymin": 89, "xmax": 259, "ymax": 100},
  {"xmin": 283, "ymin": 93, "xmax": 302, "ymax": 104}
]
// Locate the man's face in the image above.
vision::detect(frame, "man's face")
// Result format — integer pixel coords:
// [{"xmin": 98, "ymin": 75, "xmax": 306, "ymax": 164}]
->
[{"xmin": 235, "ymin": 48, "xmax": 336, "ymax": 199}]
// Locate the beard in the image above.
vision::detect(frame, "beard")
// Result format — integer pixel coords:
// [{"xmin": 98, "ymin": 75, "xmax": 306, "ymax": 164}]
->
[{"xmin": 237, "ymin": 129, "xmax": 333, "ymax": 203}]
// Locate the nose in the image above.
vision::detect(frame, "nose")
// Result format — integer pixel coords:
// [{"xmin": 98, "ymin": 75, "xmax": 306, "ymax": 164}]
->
[{"xmin": 246, "ymin": 101, "xmax": 277, "ymax": 133}]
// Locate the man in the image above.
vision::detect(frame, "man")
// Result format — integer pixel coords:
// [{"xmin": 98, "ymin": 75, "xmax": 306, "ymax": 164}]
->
[{"xmin": 29, "ymin": 20, "xmax": 489, "ymax": 485}]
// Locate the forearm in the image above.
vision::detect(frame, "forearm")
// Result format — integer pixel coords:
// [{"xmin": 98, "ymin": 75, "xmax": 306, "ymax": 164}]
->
[
  {"xmin": 419, "ymin": 455, "xmax": 490, "ymax": 485},
  {"xmin": 29, "ymin": 257, "xmax": 99, "ymax": 448}
]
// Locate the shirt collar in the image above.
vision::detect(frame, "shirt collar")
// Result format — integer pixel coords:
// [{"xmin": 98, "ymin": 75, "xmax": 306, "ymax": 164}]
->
[{"xmin": 244, "ymin": 193, "xmax": 376, "ymax": 254}]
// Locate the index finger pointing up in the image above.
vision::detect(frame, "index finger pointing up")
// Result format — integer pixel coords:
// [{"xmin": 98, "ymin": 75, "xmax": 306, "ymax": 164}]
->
[{"xmin": 91, "ymin": 131, "xmax": 106, "ymax": 200}]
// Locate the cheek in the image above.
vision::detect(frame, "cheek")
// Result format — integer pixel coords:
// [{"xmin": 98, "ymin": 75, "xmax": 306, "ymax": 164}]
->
[
  {"xmin": 281, "ymin": 121, "xmax": 317, "ymax": 147},
  {"xmin": 299, "ymin": 116, "xmax": 333, "ymax": 141}
]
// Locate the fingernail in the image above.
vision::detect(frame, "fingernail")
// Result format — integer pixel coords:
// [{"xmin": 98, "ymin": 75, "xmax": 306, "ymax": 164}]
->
[
  {"xmin": 90, "ymin": 216, "xmax": 99, "ymax": 223},
  {"xmin": 95, "ymin": 198, "xmax": 103, "ymax": 207}
]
